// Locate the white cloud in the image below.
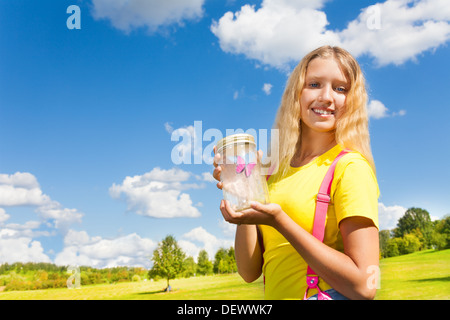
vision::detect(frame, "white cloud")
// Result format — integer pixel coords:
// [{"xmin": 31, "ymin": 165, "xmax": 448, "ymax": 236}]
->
[
  {"xmin": 0, "ymin": 237, "xmax": 51, "ymax": 264},
  {"xmin": 378, "ymin": 202, "xmax": 407, "ymax": 230},
  {"xmin": 110, "ymin": 167, "xmax": 203, "ymax": 218},
  {"xmin": 1, "ymin": 221, "xmax": 48, "ymax": 239},
  {"xmin": 0, "ymin": 172, "xmax": 40, "ymax": 189},
  {"xmin": 201, "ymin": 172, "xmax": 216, "ymax": 183},
  {"xmin": 91, "ymin": 0, "xmax": 205, "ymax": 33},
  {"xmin": 64, "ymin": 229, "xmax": 91, "ymax": 246},
  {"xmin": 55, "ymin": 229, "xmax": 157, "ymax": 268},
  {"xmin": 0, "ymin": 172, "xmax": 50, "ymax": 206},
  {"xmin": 367, "ymin": 100, "xmax": 389, "ymax": 119},
  {"xmin": 211, "ymin": 0, "xmax": 338, "ymax": 70},
  {"xmin": 367, "ymin": 100, "xmax": 406, "ymax": 119},
  {"xmin": 37, "ymin": 201, "xmax": 83, "ymax": 231},
  {"xmin": 0, "ymin": 218, "xmax": 51, "ymax": 264},
  {"xmin": 180, "ymin": 226, "xmax": 233, "ymax": 261},
  {"xmin": 211, "ymin": 0, "xmax": 450, "ymax": 69},
  {"xmin": 0, "ymin": 206, "xmax": 57, "ymax": 264},
  {"xmin": 219, "ymin": 219, "xmax": 237, "ymax": 237},
  {"xmin": 0, "ymin": 208, "xmax": 10, "ymax": 224},
  {"xmin": 262, "ymin": 83, "xmax": 273, "ymax": 95},
  {"xmin": 0, "ymin": 172, "xmax": 83, "ymax": 231},
  {"xmin": 393, "ymin": 109, "xmax": 407, "ymax": 117},
  {"xmin": 164, "ymin": 122, "xmax": 174, "ymax": 134},
  {"xmin": 339, "ymin": 0, "xmax": 450, "ymax": 66}
]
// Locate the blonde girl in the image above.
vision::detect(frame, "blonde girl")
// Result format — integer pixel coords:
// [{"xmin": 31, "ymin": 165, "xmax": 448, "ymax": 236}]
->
[{"xmin": 213, "ymin": 46, "xmax": 379, "ymax": 300}]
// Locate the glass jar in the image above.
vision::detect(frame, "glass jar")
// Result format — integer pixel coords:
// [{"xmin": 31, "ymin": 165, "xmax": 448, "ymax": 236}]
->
[{"xmin": 216, "ymin": 134, "xmax": 270, "ymax": 211}]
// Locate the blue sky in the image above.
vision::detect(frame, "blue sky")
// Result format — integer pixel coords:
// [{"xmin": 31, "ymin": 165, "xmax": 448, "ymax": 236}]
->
[{"xmin": 1, "ymin": 0, "xmax": 449, "ymax": 268}]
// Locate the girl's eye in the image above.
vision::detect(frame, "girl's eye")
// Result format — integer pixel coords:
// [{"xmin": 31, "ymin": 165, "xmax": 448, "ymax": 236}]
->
[
  {"xmin": 335, "ymin": 87, "xmax": 347, "ymax": 93},
  {"xmin": 309, "ymin": 83, "xmax": 319, "ymax": 88}
]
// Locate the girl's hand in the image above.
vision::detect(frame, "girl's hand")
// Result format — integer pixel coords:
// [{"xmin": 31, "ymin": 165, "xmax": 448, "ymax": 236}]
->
[
  {"xmin": 212, "ymin": 146, "xmax": 223, "ymax": 190},
  {"xmin": 212, "ymin": 146, "xmax": 264, "ymax": 190},
  {"xmin": 220, "ymin": 199, "xmax": 284, "ymax": 228}
]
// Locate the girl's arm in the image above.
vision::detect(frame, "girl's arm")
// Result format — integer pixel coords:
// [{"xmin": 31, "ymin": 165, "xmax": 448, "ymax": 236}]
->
[
  {"xmin": 221, "ymin": 200, "xmax": 379, "ymax": 300},
  {"xmin": 233, "ymin": 223, "xmax": 263, "ymax": 283}
]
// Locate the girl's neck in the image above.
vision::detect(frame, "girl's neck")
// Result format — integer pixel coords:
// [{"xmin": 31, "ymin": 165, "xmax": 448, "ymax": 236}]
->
[{"xmin": 291, "ymin": 126, "xmax": 337, "ymax": 167}]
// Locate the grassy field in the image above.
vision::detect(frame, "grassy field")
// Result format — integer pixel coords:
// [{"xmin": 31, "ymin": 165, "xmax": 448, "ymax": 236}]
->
[
  {"xmin": 375, "ymin": 249, "xmax": 450, "ymax": 300},
  {"xmin": 0, "ymin": 273, "xmax": 265, "ymax": 300},
  {"xmin": 0, "ymin": 249, "xmax": 448, "ymax": 300}
]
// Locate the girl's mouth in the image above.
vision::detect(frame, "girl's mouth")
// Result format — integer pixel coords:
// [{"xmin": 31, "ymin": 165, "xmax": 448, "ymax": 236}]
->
[{"xmin": 311, "ymin": 108, "xmax": 334, "ymax": 116}]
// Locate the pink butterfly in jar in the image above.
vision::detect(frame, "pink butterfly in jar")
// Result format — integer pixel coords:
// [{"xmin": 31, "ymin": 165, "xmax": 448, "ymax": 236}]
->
[{"xmin": 235, "ymin": 155, "xmax": 256, "ymax": 178}]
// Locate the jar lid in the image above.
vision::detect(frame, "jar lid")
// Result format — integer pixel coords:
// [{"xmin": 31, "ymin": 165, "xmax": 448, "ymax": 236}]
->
[{"xmin": 216, "ymin": 133, "xmax": 256, "ymax": 152}]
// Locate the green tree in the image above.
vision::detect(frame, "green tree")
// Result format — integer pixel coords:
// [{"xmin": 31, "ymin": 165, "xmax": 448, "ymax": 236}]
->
[
  {"xmin": 394, "ymin": 207, "xmax": 433, "ymax": 248},
  {"xmin": 148, "ymin": 235, "xmax": 186, "ymax": 290},
  {"xmin": 430, "ymin": 231, "xmax": 447, "ymax": 250},
  {"xmin": 214, "ymin": 248, "xmax": 227, "ymax": 274},
  {"xmin": 183, "ymin": 256, "xmax": 196, "ymax": 278},
  {"xmin": 401, "ymin": 233, "xmax": 421, "ymax": 254},
  {"xmin": 227, "ymin": 247, "xmax": 237, "ymax": 273},
  {"xmin": 196, "ymin": 249, "xmax": 213, "ymax": 275},
  {"xmin": 409, "ymin": 228, "xmax": 426, "ymax": 250},
  {"xmin": 379, "ymin": 230, "xmax": 391, "ymax": 258},
  {"xmin": 432, "ymin": 215, "xmax": 450, "ymax": 250},
  {"xmin": 213, "ymin": 247, "xmax": 237, "ymax": 274},
  {"xmin": 385, "ymin": 238, "xmax": 401, "ymax": 257}
]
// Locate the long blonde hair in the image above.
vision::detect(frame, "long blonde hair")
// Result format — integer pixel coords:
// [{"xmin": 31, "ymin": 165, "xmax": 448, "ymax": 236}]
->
[{"xmin": 271, "ymin": 46, "xmax": 375, "ymax": 178}]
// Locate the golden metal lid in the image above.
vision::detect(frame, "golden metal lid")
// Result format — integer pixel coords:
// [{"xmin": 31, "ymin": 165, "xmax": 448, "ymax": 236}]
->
[{"xmin": 216, "ymin": 133, "xmax": 256, "ymax": 153}]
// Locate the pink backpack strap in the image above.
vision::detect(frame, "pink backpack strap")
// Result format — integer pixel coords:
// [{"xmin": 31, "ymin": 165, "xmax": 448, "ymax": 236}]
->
[
  {"xmin": 266, "ymin": 164, "xmax": 276, "ymax": 181},
  {"xmin": 304, "ymin": 149, "xmax": 349, "ymax": 300}
]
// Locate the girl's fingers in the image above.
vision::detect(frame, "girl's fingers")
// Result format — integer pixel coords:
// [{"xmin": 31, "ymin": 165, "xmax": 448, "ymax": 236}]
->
[
  {"xmin": 220, "ymin": 200, "xmax": 243, "ymax": 225},
  {"xmin": 219, "ymin": 200, "xmax": 230, "ymax": 222},
  {"xmin": 212, "ymin": 146, "xmax": 222, "ymax": 183},
  {"xmin": 213, "ymin": 165, "xmax": 221, "ymax": 179},
  {"xmin": 213, "ymin": 153, "xmax": 221, "ymax": 166},
  {"xmin": 213, "ymin": 146, "xmax": 220, "ymax": 168},
  {"xmin": 257, "ymin": 150, "xmax": 263, "ymax": 162}
]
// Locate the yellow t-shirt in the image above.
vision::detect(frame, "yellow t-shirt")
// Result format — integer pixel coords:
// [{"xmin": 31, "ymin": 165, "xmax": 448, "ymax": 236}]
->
[{"xmin": 260, "ymin": 144, "xmax": 379, "ymax": 299}]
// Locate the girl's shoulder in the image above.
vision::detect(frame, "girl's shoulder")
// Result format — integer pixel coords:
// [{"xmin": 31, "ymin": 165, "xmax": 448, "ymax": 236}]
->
[
  {"xmin": 335, "ymin": 150, "xmax": 376, "ymax": 181},
  {"xmin": 339, "ymin": 150, "xmax": 367, "ymax": 164}
]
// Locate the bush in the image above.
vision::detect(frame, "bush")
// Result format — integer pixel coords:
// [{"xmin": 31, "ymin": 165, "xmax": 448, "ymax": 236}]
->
[
  {"xmin": 401, "ymin": 234, "xmax": 421, "ymax": 254},
  {"xmin": 384, "ymin": 233, "xmax": 422, "ymax": 257},
  {"xmin": 132, "ymin": 274, "xmax": 141, "ymax": 282},
  {"xmin": 430, "ymin": 231, "xmax": 448, "ymax": 250},
  {"xmin": 0, "ymin": 263, "xmax": 149, "ymax": 291},
  {"xmin": 385, "ymin": 238, "xmax": 401, "ymax": 257}
]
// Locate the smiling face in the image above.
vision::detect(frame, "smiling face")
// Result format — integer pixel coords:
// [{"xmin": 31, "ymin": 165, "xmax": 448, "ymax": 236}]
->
[{"xmin": 299, "ymin": 57, "xmax": 349, "ymax": 135}]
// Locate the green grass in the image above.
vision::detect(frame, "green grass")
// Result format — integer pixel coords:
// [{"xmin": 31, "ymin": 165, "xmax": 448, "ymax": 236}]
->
[
  {"xmin": 0, "ymin": 273, "xmax": 265, "ymax": 300},
  {"xmin": 1, "ymin": 249, "xmax": 448, "ymax": 300},
  {"xmin": 375, "ymin": 249, "xmax": 450, "ymax": 300}
]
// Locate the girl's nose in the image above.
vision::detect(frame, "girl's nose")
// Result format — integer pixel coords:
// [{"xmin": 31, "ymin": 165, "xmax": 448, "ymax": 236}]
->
[{"xmin": 318, "ymin": 85, "xmax": 333, "ymax": 103}]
